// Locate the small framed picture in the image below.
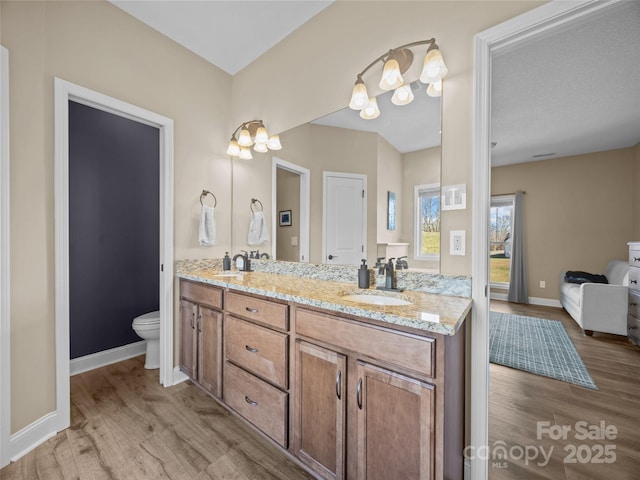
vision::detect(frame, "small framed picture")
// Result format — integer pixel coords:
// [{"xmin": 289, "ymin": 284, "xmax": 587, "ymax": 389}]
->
[
  {"xmin": 387, "ymin": 191, "xmax": 396, "ymax": 230},
  {"xmin": 279, "ymin": 210, "xmax": 292, "ymax": 227}
]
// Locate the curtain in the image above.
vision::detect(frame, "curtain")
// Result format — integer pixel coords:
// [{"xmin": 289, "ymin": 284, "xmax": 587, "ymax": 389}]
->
[{"xmin": 507, "ymin": 190, "xmax": 528, "ymax": 303}]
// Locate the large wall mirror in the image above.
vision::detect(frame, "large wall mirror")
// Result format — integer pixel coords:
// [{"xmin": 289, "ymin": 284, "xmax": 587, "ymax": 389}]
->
[{"xmin": 230, "ymin": 81, "xmax": 441, "ymax": 273}]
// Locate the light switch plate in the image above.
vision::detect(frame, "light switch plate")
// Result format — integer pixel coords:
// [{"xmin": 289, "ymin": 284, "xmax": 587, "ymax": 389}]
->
[
  {"xmin": 450, "ymin": 230, "xmax": 466, "ymax": 256},
  {"xmin": 291, "ymin": 236, "xmax": 298, "ymax": 246}
]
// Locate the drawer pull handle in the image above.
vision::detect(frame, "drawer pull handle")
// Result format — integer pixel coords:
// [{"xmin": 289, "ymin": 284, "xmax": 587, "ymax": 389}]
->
[
  {"xmin": 245, "ymin": 396, "xmax": 258, "ymax": 407},
  {"xmin": 631, "ymin": 280, "xmax": 638, "ymax": 285},
  {"xmin": 245, "ymin": 345, "xmax": 259, "ymax": 353},
  {"xmin": 631, "ymin": 302, "xmax": 638, "ymax": 307},
  {"xmin": 335, "ymin": 370, "xmax": 342, "ymax": 400},
  {"xmin": 629, "ymin": 326, "xmax": 638, "ymax": 331},
  {"xmin": 246, "ymin": 307, "xmax": 259, "ymax": 313},
  {"xmin": 357, "ymin": 378, "xmax": 363, "ymax": 410}
]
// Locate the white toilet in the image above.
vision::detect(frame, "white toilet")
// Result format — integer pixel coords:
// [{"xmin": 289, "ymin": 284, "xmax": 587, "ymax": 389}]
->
[{"xmin": 132, "ymin": 311, "xmax": 160, "ymax": 369}]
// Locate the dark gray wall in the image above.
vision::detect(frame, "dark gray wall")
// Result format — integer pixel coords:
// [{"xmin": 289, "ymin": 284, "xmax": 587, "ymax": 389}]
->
[{"xmin": 69, "ymin": 101, "xmax": 159, "ymax": 359}]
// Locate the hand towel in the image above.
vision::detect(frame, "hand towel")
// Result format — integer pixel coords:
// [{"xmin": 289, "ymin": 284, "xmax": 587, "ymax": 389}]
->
[
  {"xmin": 198, "ymin": 205, "xmax": 216, "ymax": 246},
  {"xmin": 248, "ymin": 211, "xmax": 269, "ymax": 245}
]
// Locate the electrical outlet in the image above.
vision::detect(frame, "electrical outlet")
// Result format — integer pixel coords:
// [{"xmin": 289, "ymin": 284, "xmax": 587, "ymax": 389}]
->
[
  {"xmin": 450, "ymin": 230, "xmax": 465, "ymax": 256},
  {"xmin": 540, "ymin": 281, "xmax": 546, "ymax": 288}
]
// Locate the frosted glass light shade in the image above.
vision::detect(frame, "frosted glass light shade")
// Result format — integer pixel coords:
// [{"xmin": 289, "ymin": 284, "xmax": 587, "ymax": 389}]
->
[
  {"xmin": 226, "ymin": 139, "xmax": 240, "ymax": 156},
  {"xmin": 267, "ymin": 135, "xmax": 282, "ymax": 150},
  {"xmin": 239, "ymin": 147, "xmax": 253, "ymax": 160},
  {"xmin": 426, "ymin": 79, "xmax": 442, "ymax": 97},
  {"xmin": 238, "ymin": 128, "xmax": 253, "ymax": 147},
  {"xmin": 420, "ymin": 48, "xmax": 448, "ymax": 84},
  {"xmin": 255, "ymin": 126, "xmax": 269, "ymax": 144},
  {"xmin": 359, "ymin": 97, "xmax": 380, "ymax": 120},
  {"xmin": 391, "ymin": 84, "xmax": 414, "ymax": 106},
  {"xmin": 253, "ymin": 142, "xmax": 268, "ymax": 153},
  {"xmin": 379, "ymin": 58, "xmax": 403, "ymax": 91},
  {"xmin": 349, "ymin": 79, "xmax": 369, "ymax": 110}
]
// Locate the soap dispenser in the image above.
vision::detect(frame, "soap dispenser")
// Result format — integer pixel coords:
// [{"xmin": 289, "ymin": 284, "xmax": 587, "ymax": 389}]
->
[
  {"xmin": 358, "ymin": 259, "xmax": 370, "ymax": 289},
  {"xmin": 223, "ymin": 252, "xmax": 231, "ymax": 271}
]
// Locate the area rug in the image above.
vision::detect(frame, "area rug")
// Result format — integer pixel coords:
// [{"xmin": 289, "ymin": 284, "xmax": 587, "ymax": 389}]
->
[{"xmin": 489, "ymin": 311, "xmax": 597, "ymax": 390}]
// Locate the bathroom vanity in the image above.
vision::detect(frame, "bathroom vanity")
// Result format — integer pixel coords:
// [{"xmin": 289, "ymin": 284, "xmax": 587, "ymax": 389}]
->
[{"xmin": 177, "ymin": 262, "xmax": 470, "ymax": 480}]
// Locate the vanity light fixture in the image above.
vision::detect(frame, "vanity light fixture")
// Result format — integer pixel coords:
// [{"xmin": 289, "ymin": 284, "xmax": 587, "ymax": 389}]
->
[
  {"xmin": 349, "ymin": 39, "xmax": 448, "ymax": 119},
  {"xmin": 226, "ymin": 120, "xmax": 282, "ymax": 159}
]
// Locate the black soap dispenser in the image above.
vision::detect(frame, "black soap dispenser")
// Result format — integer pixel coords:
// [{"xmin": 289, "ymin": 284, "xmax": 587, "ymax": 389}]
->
[
  {"xmin": 358, "ymin": 259, "xmax": 370, "ymax": 289},
  {"xmin": 223, "ymin": 252, "xmax": 231, "ymax": 271}
]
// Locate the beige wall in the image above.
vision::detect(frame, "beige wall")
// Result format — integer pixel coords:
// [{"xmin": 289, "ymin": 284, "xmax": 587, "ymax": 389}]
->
[
  {"xmin": 276, "ymin": 169, "xmax": 300, "ymax": 261},
  {"xmin": 635, "ymin": 143, "xmax": 640, "ymax": 240},
  {"xmin": 376, "ymin": 137, "xmax": 403, "ymax": 244},
  {"xmin": 491, "ymin": 148, "xmax": 635, "ymax": 300},
  {"xmin": 231, "ymin": 0, "xmax": 544, "ymax": 275},
  {"xmin": 2, "ymin": 1, "xmax": 232, "ymax": 432}
]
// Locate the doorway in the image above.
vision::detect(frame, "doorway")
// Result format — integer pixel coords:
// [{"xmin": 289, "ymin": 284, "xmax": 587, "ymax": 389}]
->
[
  {"xmin": 323, "ymin": 172, "xmax": 366, "ymax": 266},
  {"xmin": 271, "ymin": 157, "xmax": 310, "ymax": 262},
  {"xmin": 54, "ymin": 78, "xmax": 174, "ymax": 434},
  {"xmin": 471, "ymin": 2, "xmax": 626, "ymax": 479}
]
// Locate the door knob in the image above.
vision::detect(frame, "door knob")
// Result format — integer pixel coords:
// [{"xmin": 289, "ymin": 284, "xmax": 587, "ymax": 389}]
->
[{"xmin": 328, "ymin": 254, "xmax": 338, "ymax": 260}]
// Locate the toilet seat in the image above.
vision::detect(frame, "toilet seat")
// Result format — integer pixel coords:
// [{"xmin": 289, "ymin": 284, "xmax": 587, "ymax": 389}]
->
[{"xmin": 132, "ymin": 310, "xmax": 160, "ymax": 327}]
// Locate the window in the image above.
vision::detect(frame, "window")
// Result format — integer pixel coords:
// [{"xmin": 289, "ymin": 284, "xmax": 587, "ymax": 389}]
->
[
  {"xmin": 414, "ymin": 184, "xmax": 440, "ymax": 259},
  {"xmin": 490, "ymin": 195, "xmax": 514, "ymax": 285}
]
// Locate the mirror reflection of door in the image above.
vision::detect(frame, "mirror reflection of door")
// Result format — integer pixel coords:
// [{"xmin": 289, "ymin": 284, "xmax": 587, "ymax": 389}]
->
[
  {"xmin": 323, "ymin": 172, "xmax": 366, "ymax": 265},
  {"xmin": 276, "ymin": 167, "xmax": 300, "ymax": 261}
]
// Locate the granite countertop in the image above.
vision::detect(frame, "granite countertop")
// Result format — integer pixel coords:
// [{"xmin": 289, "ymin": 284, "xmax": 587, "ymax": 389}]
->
[{"xmin": 177, "ymin": 268, "xmax": 471, "ymax": 336}]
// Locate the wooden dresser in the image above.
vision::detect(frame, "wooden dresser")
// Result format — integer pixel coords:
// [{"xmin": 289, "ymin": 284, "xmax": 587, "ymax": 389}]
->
[{"xmin": 628, "ymin": 242, "xmax": 640, "ymax": 346}]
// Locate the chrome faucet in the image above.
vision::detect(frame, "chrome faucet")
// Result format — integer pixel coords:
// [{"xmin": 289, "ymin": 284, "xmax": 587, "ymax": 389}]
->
[
  {"xmin": 395, "ymin": 256, "xmax": 409, "ymax": 270},
  {"xmin": 232, "ymin": 251, "xmax": 252, "ymax": 272},
  {"xmin": 381, "ymin": 258, "xmax": 395, "ymax": 290}
]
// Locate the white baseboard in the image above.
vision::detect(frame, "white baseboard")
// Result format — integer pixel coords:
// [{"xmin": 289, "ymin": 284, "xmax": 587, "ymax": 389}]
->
[
  {"xmin": 70, "ymin": 341, "xmax": 145, "ymax": 376},
  {"xmin": 172, "ymin": 366, "xmax": 189, "ymax": 386},
  {"xmin": 490, "ymin": 292, "xmax": 562, "ymax": 308},
  {"xmin": 9, "ymin": 411, "xmax": 58, "ymax": 463}
]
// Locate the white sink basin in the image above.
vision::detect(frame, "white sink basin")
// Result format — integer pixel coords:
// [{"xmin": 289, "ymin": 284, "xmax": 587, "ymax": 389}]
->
[{"xmin": 341, "ymin": 294, "xmax": 411, "ymax": 306}]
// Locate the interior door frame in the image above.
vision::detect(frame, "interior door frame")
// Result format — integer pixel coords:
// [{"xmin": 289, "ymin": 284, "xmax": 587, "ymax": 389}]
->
[
  {"xmin": 322, "ymin": 171, "xmax": 367, "ymax": 265},
  {"xmin": 54, "ymin": 78, "xmax": 175, "ymax": 433},
  {"xmin": 271, "ymin": 157, "xmax": 310, "ymax": 262},
  {"xmin": 470, "ymin": 1, "xmax": 619, "ymax": 478}
]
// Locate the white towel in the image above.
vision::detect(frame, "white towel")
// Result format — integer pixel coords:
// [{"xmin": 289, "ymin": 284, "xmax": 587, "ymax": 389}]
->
[
  {"xmin": 198, "ymin": 205, "xmax": 216, "ymax": 246},
  {"xmin": 248, "ymin": 211, "xmax": 269, "ymax": 245}
]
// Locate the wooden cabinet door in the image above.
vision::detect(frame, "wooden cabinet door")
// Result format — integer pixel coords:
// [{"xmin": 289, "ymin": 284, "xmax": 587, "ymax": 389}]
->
[
  {"xmin": 356, "ymin": 361, "xmax": 435, "ymax": 480},
  {"xmin": 198, "ymin": 306, "xmax": 223, "ymax": 397},
  {"xmin": 294, "ymin": 341, "xmax": 346, "ymax": 480},
  {"xmin": 179, "ymin": 299, "xmax": 197, "ymax": 379}
]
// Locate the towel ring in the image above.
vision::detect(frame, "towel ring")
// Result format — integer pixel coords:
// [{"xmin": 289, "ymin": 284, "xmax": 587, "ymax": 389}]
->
[
  {"xmin": 200, "ymin": 190, "xmax": 217, "ymax": 208},
  {"xmin": 250, "ymin": 198, "xmax": 263, "ymax": 213}
]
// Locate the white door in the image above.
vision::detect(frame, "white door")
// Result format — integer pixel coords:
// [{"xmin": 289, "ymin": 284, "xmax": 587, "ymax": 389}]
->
[{"xmin": 323, "ymin": 172, "xmax": 366, "ymax": 265}]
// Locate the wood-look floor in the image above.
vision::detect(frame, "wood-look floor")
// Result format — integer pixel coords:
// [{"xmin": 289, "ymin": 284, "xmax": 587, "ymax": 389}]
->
[
  {"xmin": 489, "ymin": 301, "xmax": 640, "ymax": 480},
  {"xmin": 0, "ymin": 357, "xmax": 313, "ymax": 480}
]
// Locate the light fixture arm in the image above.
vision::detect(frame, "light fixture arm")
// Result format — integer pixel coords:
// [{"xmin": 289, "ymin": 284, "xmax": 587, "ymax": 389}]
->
[
  {"xmin": 355, "ymin": 38, "xmax": 436, "ymax": 78},
  {"xmin": 229, "ymin": 119, "xmax": 264, "ymax": 141}
]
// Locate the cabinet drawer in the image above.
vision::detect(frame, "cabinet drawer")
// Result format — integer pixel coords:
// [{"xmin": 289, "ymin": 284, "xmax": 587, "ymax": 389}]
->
[
  {"xmin": 295, "ymin": 308, "xmax": 434, "ymax": 378},
  {"xmin": 629, "ymin": 267, "xmax": 640, "ymax": 292},
  {"xmin": 180, "ymin": 280, "xmax": 223, "ymax": 310},
  {"xmin": 629, "ymin": 249, "xmax": 640, "ymax": 268},
  {"xmin": 225, "ymin": 291, "xmax": 289, "ymax": 330},
  {"xmin": 225, "ymin": 316, "xmax": 288, "ymax": 389},
  {"xmin": 629, "ymin": 291, "xmax": 640, "ymax": 318},
  {"xmin": 224, "ymin": 362, "xmax": 288, "ymax": 447}
]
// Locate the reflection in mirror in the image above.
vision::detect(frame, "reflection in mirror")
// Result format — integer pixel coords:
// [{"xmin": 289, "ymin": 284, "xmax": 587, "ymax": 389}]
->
[{"xmin": 232, "ymin": 81, "xmax": 441, "ymax": 273}]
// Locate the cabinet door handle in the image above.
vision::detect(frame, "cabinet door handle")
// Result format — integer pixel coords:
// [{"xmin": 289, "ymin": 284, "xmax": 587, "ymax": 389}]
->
[
  {"xmin": 356, "ymin": 378, "xmax": 363, "ymax": 410},
  {"xmin": 630, "ymin": 302, "xmax": 638, "ymax": 307},
  {"xmin": 245, "ymin": 396, "xmax": 258, "ymax": 406},
  {"xmin": 631, "ymin": 280, "xmax": 638, "ymax": 285},
  {"xmin": 190, "ymin": 312, "xmax": 195, "ymax": 329},
  {"xmin": 335, "ymin": 370, "xmax": 342, "ymax": 400},
  {"xmin": 634, "ymin": 257, "xmax": 640, "ymax": 262},
  {"xmin": 245, "ymin": 345, "xmax": 259, "ymax": 353},
  {"xmin": 197, "ymin": 315, "xmax": 202, "ymax": 333},
  {"xmin": 245, "ymin": 307, "xmax": 259, "ymax": 313}
]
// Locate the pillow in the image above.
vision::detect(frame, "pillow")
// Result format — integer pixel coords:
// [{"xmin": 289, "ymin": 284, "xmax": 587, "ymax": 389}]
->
[{"xmin": 565, "ymin": 271, "xmax": 608, "ymax": 284}]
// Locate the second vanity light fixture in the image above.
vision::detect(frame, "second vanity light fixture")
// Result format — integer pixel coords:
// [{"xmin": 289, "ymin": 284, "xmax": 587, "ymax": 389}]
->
[
  {"xmin": 349, "ymin": 39, "xmax": 448, "ymax": 120},
  {"xmin": 226, "ymin": 120, "xmax": 282, "ymax": 160}
]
